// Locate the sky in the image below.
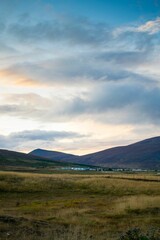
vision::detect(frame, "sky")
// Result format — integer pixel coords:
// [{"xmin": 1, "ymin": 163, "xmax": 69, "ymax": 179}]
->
[{"xmin": 0, "ymin": 0, "xmax": 160, "ymax": 154}]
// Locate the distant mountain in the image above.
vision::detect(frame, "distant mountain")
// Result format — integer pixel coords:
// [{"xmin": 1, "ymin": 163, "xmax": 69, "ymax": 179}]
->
[
  {"xmin": 80, "ymin": 136, "xmax": 160, "ymax": 169},
  {"xmin": 30, "ymin": 148, "xmax": 78, "ymax": 162},
  {"xmin": 0, "ymin": 149, "xmax": 94, "ymax": 172},
  {"xmin": 29, "ymin": 137, "xmax": 160, "ymax": 169}
]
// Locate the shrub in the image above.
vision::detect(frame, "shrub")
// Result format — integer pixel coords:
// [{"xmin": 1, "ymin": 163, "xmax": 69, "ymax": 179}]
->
[{"xmin": 119, "ymin": 228, "xmax": 160, "ymax": 240}]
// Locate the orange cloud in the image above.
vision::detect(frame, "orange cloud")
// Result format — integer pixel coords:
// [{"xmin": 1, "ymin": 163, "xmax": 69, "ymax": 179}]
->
[{"xmin": 0, "ymin": 69, "xmax": 38, "ymax": 87}]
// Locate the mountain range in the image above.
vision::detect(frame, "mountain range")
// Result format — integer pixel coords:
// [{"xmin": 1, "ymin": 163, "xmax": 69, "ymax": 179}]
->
[
  {"xmin": 30, "ymin": 136, "xmax": 160, "ymax": 170},
  {"xmin": 30, "ymin": 148, "xmax": 77, "ymax": 162},
  {"xmin": 0, "ymin": 149, "xmax": 96, "ymax": 172},
  {"xmin": 0, "ymin": 136, "xmax": 160, "ymax": 171}
]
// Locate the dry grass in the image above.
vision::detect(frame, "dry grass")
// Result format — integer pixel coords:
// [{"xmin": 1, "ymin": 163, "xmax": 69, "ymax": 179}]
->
[{"xmin": 0, "ymin": 171, "xmax": 159, "ymax": 240}]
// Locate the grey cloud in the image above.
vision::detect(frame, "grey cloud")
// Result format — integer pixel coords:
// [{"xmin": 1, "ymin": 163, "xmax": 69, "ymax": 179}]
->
[
  {"xmin": 9, "ymin": 130, "xmax": 83, "ymax": 140},
  {"xmin": 0, "ymin": 93, "xmax": 52, "ymax": 120},
  {"xmin": 0, "ymin": 130, "xmax": 85, "ymax": 150},
  {"xmin": 138, "ymin": 88, "xmax": 160, "ymax": 122},
  {"xmin": 0, "ymin": 14, "xmax": 159, "ymax": 88},
  {"xmin": 1, "ymin": 81, "xmax": 160, "ymax": 125},
  {"xmin": 0, "ymin": 22, "xmax": 5, "ymax": 32},
  {"xmin": 8, "ymin": 17, "xmax": 111, "ymax": 47},
  {"xmin": 3, "ymin": 53, "xmax": 157, "ymax": 86},
  {"xmin": 64, "ymin": 82, "xmax": 143, "ymax": 116},
  {"xmin": 112, "ymin": 27, "xmax": 160, "ymax": 75},
  {"xmin": 0, "ymin": 59, "xmax": 109, "ymax": 85},
  {"xmin": 97, "ymin": 50, "xmax": 149, "ymax": 66},
  {"xmin": 58, "ymin": 82, "xmax": 160, "ymax": 125},
  {"xmin": 0, "ymin": 104, "xmax": 21, "ymax": 113},
  {"xmin": 0, "ymin": 42, "xmax": 17, "ymax": 54},
  {"xmin": 0, "ymin": 10, "xmax": 160, "ymax": 129}
]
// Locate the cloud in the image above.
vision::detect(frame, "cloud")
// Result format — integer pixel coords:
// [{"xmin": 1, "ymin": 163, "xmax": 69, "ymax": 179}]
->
[
  {"xmin": 0, "ymin": 42, "xmax": 17, "ymax": 55},
  {"xmin": 0, "ymin": 22, "xmax": 5, "ymax": 32},
  {"xmin": 0, "ymin": 129, "xmax": 85, "ymax": 151},
  {"xmin": 137, "ymin": 17, "xmax": 160, "ymax": 34},
  {"xmin": 64, "ymin": 81, "xmax": 160, "ymax": 125},
  {"xmin": 0, "ymin": 10, "xmax": 160, "ymax": 148},
  {"xmin": 9, "ymin": 129, "xmax": 83, "ymax": 140},
  {"xmin": 7, "ymin": 16, "xmax": 111, "ymax": 47},
  {"xmin": 1, "ymin": 47, "xmax": 158, "ymax": 87},
  {"xmin": 1, "ymin": 57, "xmax": 138, "ymax": 86},
  {"xmin": 1, "ymin": 79, "xmax": 160, "ymax": 125},
  {"xmin": 97, "ymin": 50, "xmax": 149, "ymax": 67},
  {"xmin": 115, "ymin": 17, "xmax": 160, "ymax": 38},
  {"xmin": 0, "ymin": 13, "xmax": 159, "ymax": 88}
]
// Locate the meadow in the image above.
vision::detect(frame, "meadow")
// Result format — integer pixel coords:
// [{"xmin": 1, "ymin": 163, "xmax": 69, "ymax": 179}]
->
[{"xmin": 0, "ymin": 171, "xmax": 159, "ymax": 240}]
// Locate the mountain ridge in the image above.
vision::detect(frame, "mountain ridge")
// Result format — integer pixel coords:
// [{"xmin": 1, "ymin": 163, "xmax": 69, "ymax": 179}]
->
[
  {"xmin": 0, "ymin": 148, "xmax": 95, "ymax": 172},
  {"xmin": 30, "ymin": 148, "xmax": 78, "ymax": 162},
  {"xmin": 29, "ymin": 136, "xmax": 160, "ymax": 169}
]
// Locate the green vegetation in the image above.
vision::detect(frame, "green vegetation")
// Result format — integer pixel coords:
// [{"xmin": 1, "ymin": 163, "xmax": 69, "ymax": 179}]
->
[
  {"xmin": 0, "ymin": 149, "xmax": 97, "ymax": 173},
  {"xmin": 0, "ymin": 171, "xmax": 159, "ymax": 239}
]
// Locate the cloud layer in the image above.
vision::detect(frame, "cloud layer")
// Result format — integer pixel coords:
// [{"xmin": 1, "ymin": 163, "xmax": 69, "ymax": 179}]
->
[
  {"xmin": 1, "ymin": 79, "xmax": 160, "ymax": 125},
  {"xmin": 0, "ymin": 0, "xmax": 160, "ymax": 153},
  {"xmin": 0, "ymin": 130, "xmax": 85, "ymax": 151}
]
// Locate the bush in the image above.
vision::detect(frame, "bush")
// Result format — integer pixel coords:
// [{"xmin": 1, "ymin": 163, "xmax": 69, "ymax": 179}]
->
[{"xmin": 119, "ymin": 228, "xmax": 160, "ymax": 240}]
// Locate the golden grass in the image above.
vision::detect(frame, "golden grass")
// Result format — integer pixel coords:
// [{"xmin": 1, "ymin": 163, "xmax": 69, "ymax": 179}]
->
[{"xmin": 0, "ymin": 171, "xmax": 159, "ymax": 239}]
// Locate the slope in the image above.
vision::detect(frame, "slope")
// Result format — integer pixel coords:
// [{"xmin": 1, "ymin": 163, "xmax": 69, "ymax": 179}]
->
[
  {"xmin": 0, "ymin": 149, "xmax": 95, "ymax": 172},
  {"xmin": 29, "ymin": 137, "xmax": 160, "ymax": 169},
  {"xmin": 30, "ymin": 148, "xmax": 78, "ymax": 162},
  {"xmin": 80, "ymin": 136, "xmax": 160, "ymax": 169}
]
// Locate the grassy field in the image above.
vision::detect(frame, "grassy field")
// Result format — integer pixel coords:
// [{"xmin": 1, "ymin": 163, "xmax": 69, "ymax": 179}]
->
[{"xmin": 0, "ymin": 171, "xmax": 159, "ymax": 240}]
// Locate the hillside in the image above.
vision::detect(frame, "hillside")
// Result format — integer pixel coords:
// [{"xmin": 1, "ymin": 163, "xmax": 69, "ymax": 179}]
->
[
  {"xmin": 29, "ymin": 137, "xmax": 160, "ymax": 169},
  {"xmin": 80, "ymin": 136, "xmax": 160, "ymax": 169},
  {"xmin": 30, "ymin": 148, "xmax": 78, "ymax": 162},
  {"xmin": 0, "ymin": 149, "xmax": 95, "ymax": 172}
]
